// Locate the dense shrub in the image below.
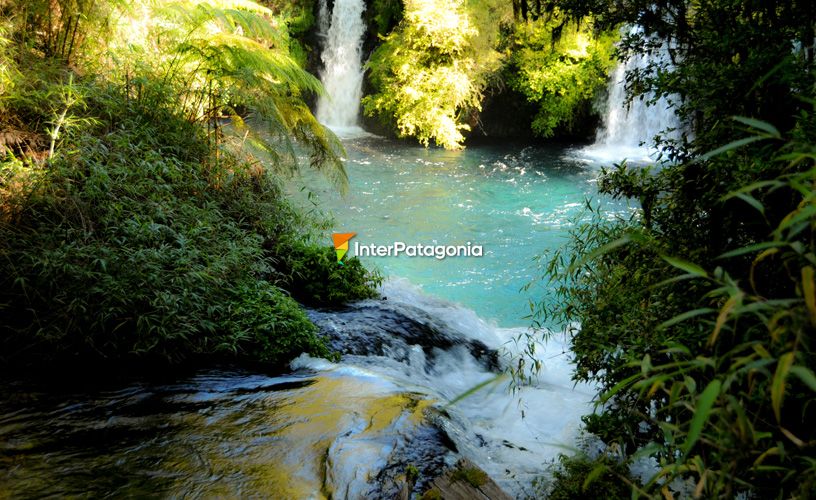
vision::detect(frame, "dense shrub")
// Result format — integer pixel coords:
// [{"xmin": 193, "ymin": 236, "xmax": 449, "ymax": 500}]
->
[
  {"xmin": 363, "ymin": 0, "xmax": 510, "ymax": 150},
  {"xmin": 508, "ymin": 15, "xmax": 616, "ymax": 138},
  {"xmin": 528, "ymin": 0, "xmax": 816, "ymax": 496},
  {"xmin": 272, "ymin": 237, "xmax": 382, "ymax": 306},
  {"xmin": 0, "ymin": 0, "xmax": 384, "ymax": 369},
  {"xmin": 543, "ymin": 454, "xmax": 636, "ymax": 500},
  {"xmin": 0, "ymin": 89, "xmax": 336, "ymax": 367}
]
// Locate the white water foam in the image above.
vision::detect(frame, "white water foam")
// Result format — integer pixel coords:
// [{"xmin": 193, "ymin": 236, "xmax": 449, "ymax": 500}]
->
[
  {"xmin": 316, "ymin": 0, "xmax": 367, "ymax": 132},
  {"xmin": 292, "ymin": 278, "xmax": 597, "ymax": 496},
  {"xmin": 578, "ymin": 27, "xmax": 682, "ymax": 165}
]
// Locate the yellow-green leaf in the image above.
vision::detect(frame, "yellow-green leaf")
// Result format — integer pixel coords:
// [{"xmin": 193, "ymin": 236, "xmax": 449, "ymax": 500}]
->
[
  {"xmin": 663, "ymin": 256, "xmax": 708, "ymax": 278},
  {"xmin": 710, "ymin": 294, "xmax": 740, "ymax": 346},
  {"xmin": 771, "ymin": 353, "xmax": 794, "ymax": 422},
  {"xmin": 802, "ymin": 266, "xmax": 816, "ymax": 327}
]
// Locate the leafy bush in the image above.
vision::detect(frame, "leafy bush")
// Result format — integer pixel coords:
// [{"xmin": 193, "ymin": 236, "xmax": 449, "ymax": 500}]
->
[
  {"xmin": 0, "ymin": 0, "xmax": 383, "ymax": 369},
  {"xmin": 508, "ymin": 15, "xmax": 616, "ymax": 138},
  {"xmin": 543, "ymin": 454, "xmax": 636, "ymax": 500},
  {"xmin": 536, "ymin": 122, "xmax": 816, "ymax": 496},
  {"xmin": 0, "ymin": 89, "xmax": 333, "ymax": 367},
  {"xmin": 363, "ymin": 0, "xmax": 510, "ymax": 150},
  {"xmin": 273, "ymin": 237, "xmax": 382, "ymax": 306}
]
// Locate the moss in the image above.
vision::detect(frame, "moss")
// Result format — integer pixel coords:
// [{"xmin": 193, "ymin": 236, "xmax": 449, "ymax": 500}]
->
[
  {"xmin": 406, "ymin": 464, "xmax": 420, "ymax": 482},
  {"xmin": 450, "ymin": 466, "xmax": 488, "ymax": 487},
  {"xmin": 420, "ymin": 487, "xmax": 443, "ymax": 500}
]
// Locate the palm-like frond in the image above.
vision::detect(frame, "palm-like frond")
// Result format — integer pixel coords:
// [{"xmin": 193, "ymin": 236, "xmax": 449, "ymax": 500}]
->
[{"xmin": 155, "ymin": 1, "xmax": 346, "ymax": 190}]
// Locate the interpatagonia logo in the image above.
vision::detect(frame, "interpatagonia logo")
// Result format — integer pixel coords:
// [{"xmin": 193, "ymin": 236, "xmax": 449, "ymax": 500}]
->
[
  {"xmin": 332, "ymin": 232, "xmax": 356, "ymax": 265},
  {"xmin": 332, "ymin": 232, "xmax": 483, "ymax": 263}
]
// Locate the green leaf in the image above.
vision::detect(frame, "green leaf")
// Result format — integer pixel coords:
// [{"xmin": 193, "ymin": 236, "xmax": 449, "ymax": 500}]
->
[
  {"xmin": 700, "ymin": 136, "xmax": 767, "ymax": 161},
  {"xmin": 445, "ymin": 374, "xmax": 505, "ymax": 407},
  {"xmin": 732, "ymin": 116, "xmax": 781, "ymax": 138},
  {"xmin": 722, "ymin": 179, "xmax": 785, "ymax": 198},
  {"xmin": 733, "ymin": 193, "xmax": 765, "ymax": 215},
  {"xmin": 717, "ymin": 241, "xmax": 786, "ymax": 259},
  {"xmin": 663, "ymin": 256, "xmax": 708, "ymax": 278},
  {"xmin": 582, "ymin": 463, "xmax": 608, "ymax": 491},
  {"xmin": 600, "ymin": 372, "xmax": 642, "ymax": 403},
  {"xmin": 790, "ymin": 366, "xmax": 816, "ymax": 393},
  {"xmin": 659, "ymin": 308, "xmax": 716, "ymax": 329},
  {"xmin": 682, "ymin": 379, "xmax": 721, "ymax": 455},
  {"xmin": 803, "ymin": 266, "xmax": 816, "ymax": 327},
  {"xmin": 566, "ymin": 234, "xmax": 632, "ymax": 274},
  {"xmin": 772, "ymin": 352, "xmax": 794, "ymax": 422}
]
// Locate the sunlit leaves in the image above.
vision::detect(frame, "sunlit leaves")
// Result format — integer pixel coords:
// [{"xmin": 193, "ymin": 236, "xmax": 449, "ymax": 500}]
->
[
  {"xmin": 509, "ymin": 16, "xmax": 616, "ymax": 137},
  {"xmin": 363, "ymin": 0, "xmax": 509, "ymax": 149}
]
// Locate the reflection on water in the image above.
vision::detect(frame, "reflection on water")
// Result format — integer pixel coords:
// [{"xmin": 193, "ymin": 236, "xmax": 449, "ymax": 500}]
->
[{"xmin": 0, "ymin": 369, "xmax": 450, "ymax": 498}]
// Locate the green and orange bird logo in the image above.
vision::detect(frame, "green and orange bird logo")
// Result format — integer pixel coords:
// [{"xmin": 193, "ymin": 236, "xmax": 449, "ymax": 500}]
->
[{"xmin": 332, "ymin": 232, "xmax": 356, "ymax": 265}]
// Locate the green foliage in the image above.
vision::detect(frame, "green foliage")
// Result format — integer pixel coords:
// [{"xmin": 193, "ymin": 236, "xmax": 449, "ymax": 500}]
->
[
  {"xmin": 405, "ymin": 463, "xmax": 420, "ymax": 482},
  {"xmin": 537, "ymin": 120, "xmax": 816, "ymax": 496},
  {"xmin": 363, "ymin": 0, "xmax": 510, "ymax": 149},
  {"xmin": 528, "ymin": 0, "xmax": 816, "ymax": 496},
  {"xmin": 153, "ymin": 0, "xmax": 347, "ymax": 188},
  {"xmin": 0, "ymin": 0, "xmax": 382, "ymax": 368},
  {"xmin": 543, "ymin": 454, "xmax": 636, "ymax": 500},
  {"xmin": 369, "ymin": 0, "xmax": 403, "ymax": 36},
  {"xmin": 0, "ymin": 82, "xmax": 332, "ymax": 366},
  {"xmin": 223, "ymin": 280, "xmax": 330, "ymax": 362},
  {"xmin": 273, "ymin": 238, "xmax": 382, "ymax": 306},
  {"xmin": 508, "ymin": 15, "xmax": 616, "ymax": 137},
  {"xmin": 545, "ymin": 0, "xmax": 814, "ymax": 157},
  {"xmin": 4, "ymin": 0, "xmax": 346, "ymax": 187}
]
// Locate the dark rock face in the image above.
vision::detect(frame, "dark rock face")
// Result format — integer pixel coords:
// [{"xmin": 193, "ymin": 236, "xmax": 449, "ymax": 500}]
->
[{"xmin": 307, "ymin": 300, "xmax": 502, "ymax": 372}]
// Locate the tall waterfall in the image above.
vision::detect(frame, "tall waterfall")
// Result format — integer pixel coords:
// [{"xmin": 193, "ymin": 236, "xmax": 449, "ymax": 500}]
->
[
  {"xmin": 316, "ymin": 0, "xmax": 366, "ymax": 132},
  {"xmin": 582, "ymin": 31, "xmax": 682, "ymax": 163}
]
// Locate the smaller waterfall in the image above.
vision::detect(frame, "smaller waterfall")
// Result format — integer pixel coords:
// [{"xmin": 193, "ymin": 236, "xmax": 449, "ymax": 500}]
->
[
  {"xmin": 582, "ymin": 30, "xmax": 682, "ymax": 163},
  {"xmin": 316, "ymin": 0, "xmax": 366, "ymax": 133}
]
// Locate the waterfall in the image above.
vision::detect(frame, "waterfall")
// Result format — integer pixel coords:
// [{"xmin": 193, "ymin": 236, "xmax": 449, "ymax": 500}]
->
[
  {"xmin": 582, "ymin": 29, "xmax": 682, "ymax": 163},
  {"xmin": 316, "ymin": 0, "xmax": 366, "ymax": 132}
]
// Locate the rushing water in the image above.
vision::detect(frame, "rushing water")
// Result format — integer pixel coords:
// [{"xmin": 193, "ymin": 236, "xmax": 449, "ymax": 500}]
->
[
  {"xmin": 0, "ymin": 139, "xmax": 633, "ymax": 498},
  {"xmin": 315, "ymin": 0, "xmax": 367, "ymax": 131},
  {"xmin": 581, "ymin": 27, "xmax": 682, "ymax": 164}
]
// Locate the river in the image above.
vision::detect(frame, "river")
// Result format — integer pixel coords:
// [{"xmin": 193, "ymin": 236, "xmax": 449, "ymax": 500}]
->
[{"xmin": 0, "ymin": 136, "xmax": 635, "ymax": 498}]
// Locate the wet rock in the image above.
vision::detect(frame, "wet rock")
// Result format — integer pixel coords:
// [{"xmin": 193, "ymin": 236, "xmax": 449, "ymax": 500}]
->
[
  {"xmin": 422, "ymin": 458, "xmax": 513, "ymax": 500},
  {"xmin": 307, "ymin": 301, "xmax": 501, "ymax": 372}
]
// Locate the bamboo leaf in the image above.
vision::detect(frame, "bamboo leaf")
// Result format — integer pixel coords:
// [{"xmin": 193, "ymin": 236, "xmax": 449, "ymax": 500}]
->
[
  {"xmin": 732, "ymin": 116, "xmax": 781, "ymax": 138},
  {"xmin": 582, "ymin": 463, "xmax": 608, "ymax": 491},
  {"xmin": 771, "ymin": 353, "xmax": 794, "ymax": 422},
  {"xmin": 710, "ymin": 294, "xmax": 740, "ymax": 346},
  {"xmin": 600, "ymin": 372, "xmax": 642, "ymax": 403},
  {"xmin": 660, "ymin": 308, "xmax": 716, "ymax": 329},
  {"xmin": 734, "ymin": 193, "xmax": 765, "ymax": 215},
  {"xmin": 682, "ymin": 379, "xmax": 721, "ymax": 454},
  {"xmin": 790, "ymin": 366, "xmax": 816, "ymax": 393},
  {"xmin": 802, "ymin": 266, "xmax": 816, "ymax": 327},
  {"xmin": 717, "ymin": 241, "xmax": 785, "ymax": 259},
  {"xmin": 445, "ymin": 374, "xmax": 505, "ymax": 407},
  {"xmin": 662, "ymin": 256, "xmax": 708, "ymax": 278},
  {"xmin": 566, "ymin": 235, "xmax": 632, "ymax": 274},
  {"xmin": 700, "ymin": 136, "xmax": 767, "ymax": 161}
]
